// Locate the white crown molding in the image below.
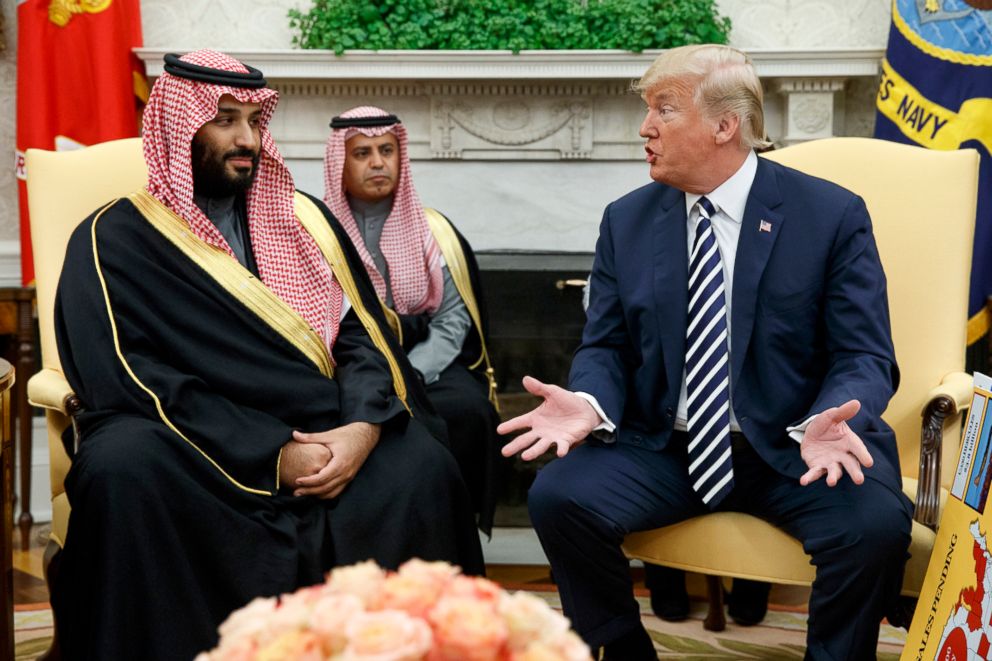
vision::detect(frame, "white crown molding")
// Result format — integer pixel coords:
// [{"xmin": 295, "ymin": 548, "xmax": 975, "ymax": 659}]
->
[
  {"xmin": 747, "ymin": 48, "xmax": 883, "ymax": 78},
  {"xmin": 135, "ymin": 47, "xmax": 883, "ymax": 81}
]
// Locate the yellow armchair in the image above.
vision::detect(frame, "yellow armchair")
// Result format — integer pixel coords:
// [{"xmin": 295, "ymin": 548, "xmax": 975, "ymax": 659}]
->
[
  {"xmin": 24, "ymin": 138, "xmax": 147, "ymax": 560},
  {"xmin": 623, "ymin": 137, "xmax": 980, "ymax": 629}
]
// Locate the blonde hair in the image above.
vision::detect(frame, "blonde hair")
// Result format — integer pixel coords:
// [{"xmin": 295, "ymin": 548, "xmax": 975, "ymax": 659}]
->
[{"xmin": 636, "ymin": 44, "xmax": 771, "ymax": 150}]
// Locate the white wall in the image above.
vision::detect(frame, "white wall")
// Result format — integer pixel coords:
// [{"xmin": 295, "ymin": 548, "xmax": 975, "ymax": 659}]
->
[
  {"xmin": 718, "ymin": 0, "xmax": 890, "ymax": 48},
  {"xmin": 0, "ymin": 0, "xmax": 18, "ymax": 246}
]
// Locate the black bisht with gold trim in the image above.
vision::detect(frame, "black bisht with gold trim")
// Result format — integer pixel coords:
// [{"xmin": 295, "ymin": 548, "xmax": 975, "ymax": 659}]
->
[{"xmin": 50, "ymin": 190, "xmax": 483, "ymax": 660}]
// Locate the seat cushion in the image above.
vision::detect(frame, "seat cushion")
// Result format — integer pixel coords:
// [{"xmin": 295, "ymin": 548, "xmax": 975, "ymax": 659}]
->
[
  {"xmin": 623, "ymin": 512, "xmax": 815, "ymax": 585},
  {"xmin": 622, "ymin": 476, "xmax": 943, "ymax": 595}
]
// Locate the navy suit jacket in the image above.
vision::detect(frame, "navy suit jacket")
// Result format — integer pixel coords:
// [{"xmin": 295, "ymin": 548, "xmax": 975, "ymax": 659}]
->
[{"xmin": 569, "ymin": 156, "xmax": 903, "ymax": 492}]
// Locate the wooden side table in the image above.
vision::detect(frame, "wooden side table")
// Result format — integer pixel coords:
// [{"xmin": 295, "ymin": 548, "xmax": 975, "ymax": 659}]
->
[
  {"xmin": 0, "ymin": 358, "xmax": 15, "ymax": 660},
  {"xmin": 0, "ymin": 287, "xmax": 35, "ymax": 551}
]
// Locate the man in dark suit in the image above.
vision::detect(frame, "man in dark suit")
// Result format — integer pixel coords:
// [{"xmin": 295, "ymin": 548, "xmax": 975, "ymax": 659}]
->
[{"xmin": 500, "ymin": 44, "xmax": 912, "ymax": 661}]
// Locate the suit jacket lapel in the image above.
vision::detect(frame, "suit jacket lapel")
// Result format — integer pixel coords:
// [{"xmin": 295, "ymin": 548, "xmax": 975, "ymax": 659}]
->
[
  {"xmin": 653, "ymin": 186, "xmax": 689, "ymax": 397},
  {"xmin": 731, "ymin": 158, "xmax": 785, "ymax": 393}
]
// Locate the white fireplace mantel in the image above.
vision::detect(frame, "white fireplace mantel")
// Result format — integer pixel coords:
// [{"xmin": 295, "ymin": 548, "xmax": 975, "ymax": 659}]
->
[
  {"xmin": 136, "ymin": 47, "xmax": 883, "ymax": 80},
  {"xmin": 133, "ymin": 47, "xmax": 883, "ymax": 253}
]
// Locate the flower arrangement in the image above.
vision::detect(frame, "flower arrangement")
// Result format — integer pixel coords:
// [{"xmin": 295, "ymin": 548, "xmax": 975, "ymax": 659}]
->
[{"xmin": 196, "ymin": 559, "xmax": 593, "ymax": 661}]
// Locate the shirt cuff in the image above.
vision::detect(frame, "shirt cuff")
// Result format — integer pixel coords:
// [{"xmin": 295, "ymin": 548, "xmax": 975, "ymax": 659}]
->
[
  {"xmin": 340, "ymin": 292, "xmax": 352, "ymax": 321},
  {"xmin": 574, "ymin": 392, "xmax": 617, "ymax": 442},
  {"xmin": 786, "ymin": 415, "xmax": 817, "ymax": 443}
]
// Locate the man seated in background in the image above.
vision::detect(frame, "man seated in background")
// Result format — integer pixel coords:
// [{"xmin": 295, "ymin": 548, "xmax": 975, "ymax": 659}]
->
[
  {"xmin": 324, "ymin": 106, "xmax": 503, "ymax": 535},
  {"xmin": 52, "ymin": 50, "xmax": 483, "ymax": 660}
]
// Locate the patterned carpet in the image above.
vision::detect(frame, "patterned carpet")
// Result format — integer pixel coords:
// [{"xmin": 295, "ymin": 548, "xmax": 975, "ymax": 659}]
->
[
  {"xmin": 14, "ymin": 593, "xmax": 908, "ymax": 660},
  {"xmin": 14, "ymin": 606, "xmax": 53, "ymax": 661},
  {"xmin": 528, "ymin": 590, "xmax": 907, "ymax": 660}
]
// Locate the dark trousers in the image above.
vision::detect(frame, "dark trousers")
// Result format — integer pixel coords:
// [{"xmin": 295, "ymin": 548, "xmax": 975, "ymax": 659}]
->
[{"xmin": 528, "ymin": 434, "xmax": 912, "ymax": 661}]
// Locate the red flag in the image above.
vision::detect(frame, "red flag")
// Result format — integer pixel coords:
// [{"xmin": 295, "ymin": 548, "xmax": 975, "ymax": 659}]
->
[{"xmin": 15, "ymin": 0, "xmax": 146, "ymax": 285}]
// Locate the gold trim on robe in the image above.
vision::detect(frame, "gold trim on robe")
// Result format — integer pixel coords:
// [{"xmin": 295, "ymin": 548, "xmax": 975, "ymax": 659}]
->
[
  {"xmin": 293, "ymin": 193, "xmax": 411, "ymax": 413},
  {"xmin": 93, "ymin": 196, "xmax": 278, "ymax": 496},
  {"xmin": 130, "ymin": 189, "xmax": 334, "ymax": 379},
  {"xmin": 423, "ymin": 208, "xmax": 500, "ymax": 412}
]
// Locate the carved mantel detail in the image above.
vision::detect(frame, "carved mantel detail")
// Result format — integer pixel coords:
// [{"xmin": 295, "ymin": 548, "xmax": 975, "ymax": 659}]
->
[
  {"xmin": 432, "ymin": 97, "xmax": 592, "ymax": 160},
  {"xmin": 774, "ymin": 78, "xmax": 849, "ymax": 144}
]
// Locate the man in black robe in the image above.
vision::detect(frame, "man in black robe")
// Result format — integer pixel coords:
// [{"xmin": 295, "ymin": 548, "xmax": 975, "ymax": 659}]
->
[
  {"xmin": 323, "ymin": 106, "xmax": 503, "ymax": 534},
  {"xmin": 50, "ymin": 49, "xmax": 483, "ymax": 660}
]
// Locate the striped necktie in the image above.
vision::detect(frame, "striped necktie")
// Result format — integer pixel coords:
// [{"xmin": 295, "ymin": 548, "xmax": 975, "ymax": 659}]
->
[{"xmin": 685, "ymin": 196, "xmax": 734, "ymax": 507}]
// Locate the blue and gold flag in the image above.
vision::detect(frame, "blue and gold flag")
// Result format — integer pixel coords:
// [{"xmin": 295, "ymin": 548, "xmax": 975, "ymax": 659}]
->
[{"xmin": 875, "ymin": 0, "xmax": 992, "ymax": 345}]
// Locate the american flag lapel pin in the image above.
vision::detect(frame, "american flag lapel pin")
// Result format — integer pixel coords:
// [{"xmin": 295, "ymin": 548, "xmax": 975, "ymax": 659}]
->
[{"xmin": 759, "ymin": 220, "xmax": 772, "ymax": 233}]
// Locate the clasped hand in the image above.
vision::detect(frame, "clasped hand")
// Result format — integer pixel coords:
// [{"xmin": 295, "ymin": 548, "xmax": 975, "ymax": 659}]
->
[
  {"xmin": 800, "ymin": 399, "xmax": 874, "ymax": 487},
  {"xmin": 279, "ymin": 422, "xmax": 381, "ymax": 499},
  {"xmin": 499, "ymin": 376, "xmax": 600, "ymax": 461}
]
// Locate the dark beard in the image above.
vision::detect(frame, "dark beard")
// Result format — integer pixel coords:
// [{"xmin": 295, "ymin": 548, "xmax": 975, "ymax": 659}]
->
[{"xmin": 191, "ymin": 140, "xmax": 260, "ymax": 198}]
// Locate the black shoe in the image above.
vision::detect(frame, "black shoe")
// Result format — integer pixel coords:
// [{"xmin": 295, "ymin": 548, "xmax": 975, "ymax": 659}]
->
[
  {"xmin": 727, "ymin": 579, "xmax": 771, "ymax": 626},
  {"xmin": 602, "ymin": 624, "xmax": 656, "ymax": 661},
  {"xmin": 644, "ymin": 564, "xmax": 689, "ymax": 622}
]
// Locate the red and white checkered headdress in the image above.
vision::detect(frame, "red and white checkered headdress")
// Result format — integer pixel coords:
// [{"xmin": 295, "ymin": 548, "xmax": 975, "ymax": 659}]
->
[
  {"xmin": 142, "ymin": 49, "xmax": 344, "ymax": 351},
  {"xmin": 323, "ymin": 106, "xmax": 443, "ymax": 315}
]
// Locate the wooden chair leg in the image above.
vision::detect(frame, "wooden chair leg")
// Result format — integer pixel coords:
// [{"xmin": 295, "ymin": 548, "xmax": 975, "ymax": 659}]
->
[
  {"xmin": 886, "ymin": 596, "xmax": 917, "ymax": 630},
  {"xmin": 703, "ymin": 575, "xmax": 726, "ymax": 632}
]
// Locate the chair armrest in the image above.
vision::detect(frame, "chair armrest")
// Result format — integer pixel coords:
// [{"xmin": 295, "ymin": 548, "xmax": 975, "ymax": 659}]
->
[
  {"xmin": 922, "ymin": 371, "xmax": 973, "ymax": 415},
  {"xmin": 27, "ymin": 368, "xmax": 82, "ymax": 415},
  {"xmin": 916, "ymin": 371, "xmax": 972, "ymax": 529}
]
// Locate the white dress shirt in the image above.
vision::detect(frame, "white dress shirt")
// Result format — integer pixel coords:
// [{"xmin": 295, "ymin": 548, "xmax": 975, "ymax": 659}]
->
[{"xmin": 576, "ymin": 151, "xmax": 809, "ymax": 442}]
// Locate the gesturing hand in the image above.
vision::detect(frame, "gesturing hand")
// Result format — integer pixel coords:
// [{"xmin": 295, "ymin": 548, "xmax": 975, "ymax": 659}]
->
[
  {"xmin": 799, "ymin": 400, "xmax": 874, "ymax": 487},
  {"xmin": 499, "ymin": 376, "xmax": 601, "ymax": 461},
  {"xmin": 291, "ymin": 422, "xmax": 381, "ymax": 499}
]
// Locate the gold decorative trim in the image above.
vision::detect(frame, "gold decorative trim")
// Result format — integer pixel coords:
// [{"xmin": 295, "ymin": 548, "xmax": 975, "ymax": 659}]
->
[
  {"xmin": 48, "ymin": 0, "xmax": 112, "ymax": 27},
  {"xmin": 968, "ymin": 306, "xmax": 990, "ymax": 346},
  {"xmin": 293, "ymin": 193, "xmax": 411, "ymax": 413},
  {"xmin": 424, "ymin": 208, "xmax": 500, "ymax": 411},
  {"xmin": 91, "ymin": 198, "xmax": 273, "ymax": 496},
  {"xmin": 130, "ymin": 189, "xmax": 333, "ymax": 379},
  {"xmin": 892, "ymin": 0, "xmax": 992, "ymax": 67},
  {"xmin": 133, "ymin": 70, "xmax": 150, "ymax": 104},
  {"xmin": 381, "ymin": 302, "xmax": 402, "ymax": 342}
]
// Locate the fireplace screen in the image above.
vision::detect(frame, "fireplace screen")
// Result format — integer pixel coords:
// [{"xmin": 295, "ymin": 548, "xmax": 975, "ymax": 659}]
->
[{"xmin": 477, "ymin": 251, "xmax": 593, "ymax": 527}]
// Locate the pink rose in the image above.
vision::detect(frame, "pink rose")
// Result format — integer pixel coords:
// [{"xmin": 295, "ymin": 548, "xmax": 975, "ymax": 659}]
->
[
  {"xmin": 498, "ymin": 592, "xmax": 569, "ymax": 652},
  {"xmin": 380, "ymin": 568, "xmax": 451, "ymax": 618},
  {"xmin": 328, "ymin": 560, "xmax": 388, "ymax": 608},
  {"xmin": 198, "ymin": 635, "xmax": 258, "ymax": 661},
  {"xmin": 269, "ymin": 591, "xmax": 318, "ymax": 633},
  {"xmin": 428, "ymin": 596, "xmax": 507, "ymax": 661},
  {"xmin": 216, "ymin": 596, "xmax": 278, "ymax": 647},
  {"xmin": 309, "ymin": 593, "xmax": 365, "ymax": 656},
  {"xmin": 397, "ymin": 559, "xmax": 460, "ymax": 586},
  {"xmin": 255, "ymin": 630, "xmax": 324, "ymax": 661},
  {"xmin": 441, "ymin": 575, "xmax": 503, "ymax": 604},
  {"xmin": 342, "ymin": 609, "xmax": 433, "ymax": 661}
]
